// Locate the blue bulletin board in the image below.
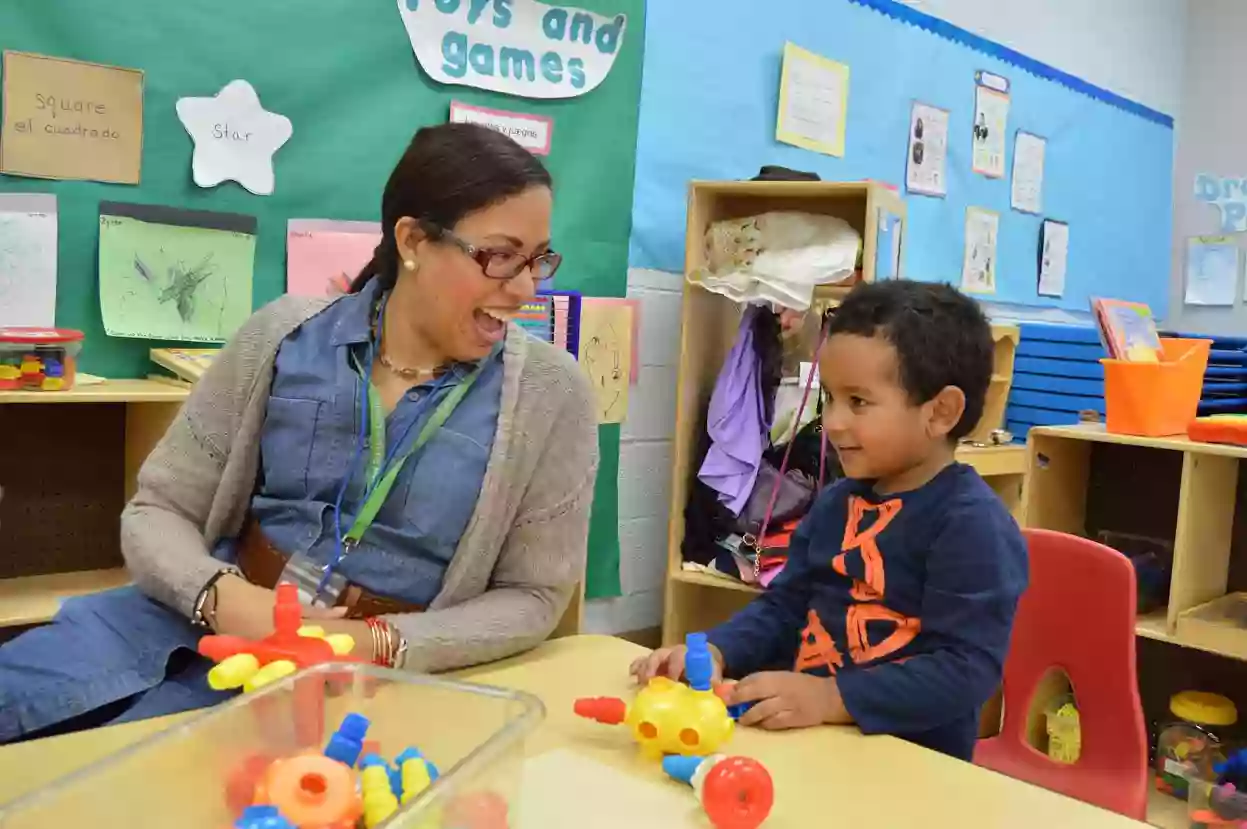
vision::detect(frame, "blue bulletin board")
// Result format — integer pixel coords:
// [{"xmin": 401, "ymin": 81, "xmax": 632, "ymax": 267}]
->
[{"xmin": 628, "ymin": 0, "xmax": 1175, "ymax": 317}]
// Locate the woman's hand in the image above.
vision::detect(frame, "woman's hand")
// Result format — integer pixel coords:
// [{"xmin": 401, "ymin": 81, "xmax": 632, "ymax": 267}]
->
[{"xmin": 210, "ymin": 575, "xmax": 278, "ymax": 640}]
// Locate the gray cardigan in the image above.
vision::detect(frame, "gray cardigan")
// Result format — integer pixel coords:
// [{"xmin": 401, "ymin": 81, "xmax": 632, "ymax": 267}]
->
[{"xmin": 120, "ymin": 295, "xmax": 599, "ymax": 672}]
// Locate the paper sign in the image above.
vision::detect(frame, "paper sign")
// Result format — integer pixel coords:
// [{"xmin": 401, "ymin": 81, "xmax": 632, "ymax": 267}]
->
[
  {"xmin": 578, "ymin": 297, "xmax": 634, "ymax": 423},
  {"xmin": 1038, "ymin": 219, "xmax": 1069, "ymax": 298},
  {"xmin": 776, "ymin": 42, "xmax": 849, "ymax": 157},
  {"xmin": 905, "ymin": 102, "xmax": 948, "ymax": 197},
  {"xmin": 1194, "ymin": 173, "xmax": 1247, "ymax": 233},
  {"xmin": 582, "ymin": 297, "xmax": 639, "ymax": 384},
  {"xmin": 972, "ymin": 72, "xmax": 1009, "ymax": 178},
  {"xmin": 0, "ymin": 193, "xmax": 57, "ymax": 327},
  {"xmin": 449, "ymin": 101, "xmax": 553, "ymax": 155},
  {"xmin": 99, "ymin": 202, "xmax": 256, "ymax": 342},
  {"xmin": 1011, "ymin": 131, "xmax": 1046, "ymax": 214},
  {"xmin": 0, "ymin": 51, "xmax": 144, "ymax": 184},
  {"xmin": 286, "ymin": 219, "xmax": 383, "ymax": 297},
  {"xmin": 397, "ymin": 0, "xmax": 626, "ymax": 100},
  {"xmin": 962, "ymin": 207, "xmax": 999, "ymax": 294},
  {"xmin": 1186, "ymin": 236, "xmax": 1240, "ymax": 306},
  {"xmin": 875, "ymin": 209, "xmax": 902, "ymax": 280},
  {"xmin": 176, "ymin": 80, "xmax": 293, "ymax": 196}
]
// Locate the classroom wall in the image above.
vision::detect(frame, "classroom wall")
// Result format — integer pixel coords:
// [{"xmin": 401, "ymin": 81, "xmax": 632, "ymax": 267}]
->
[
  {"xmin": 901, "ymin": 0, "xmax": 1188, "ymax": 118},
  {"xmin": 1167, "ymin": 0, "xmax": 1247, "ymax": 335},
  {"xmin": 586, "ymin": 0, "xmax": 1189, "ymax": 635}
]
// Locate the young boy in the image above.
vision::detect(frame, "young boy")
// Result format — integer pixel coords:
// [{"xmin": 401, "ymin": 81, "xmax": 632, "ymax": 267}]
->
[{"xmin": 632, "ymin": 280, "xmax": 1028, "ymax": 761}]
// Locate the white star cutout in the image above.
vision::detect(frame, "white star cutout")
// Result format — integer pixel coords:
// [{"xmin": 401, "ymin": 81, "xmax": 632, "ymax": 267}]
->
[{"xmin": 176, "ymin": 80, "xmax": 293, "ymax": 196}]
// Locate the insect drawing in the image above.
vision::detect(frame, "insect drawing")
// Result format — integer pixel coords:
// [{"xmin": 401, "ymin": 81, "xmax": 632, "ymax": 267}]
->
[{"xmin": 134, "ymin": 253, "xmax": 218, "ymax": 324}]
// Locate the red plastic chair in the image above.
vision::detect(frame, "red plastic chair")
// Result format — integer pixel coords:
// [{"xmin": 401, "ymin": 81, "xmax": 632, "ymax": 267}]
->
[{"xmin": 974, "ymin": 528, "xmax": 1149, "ymax": 820}]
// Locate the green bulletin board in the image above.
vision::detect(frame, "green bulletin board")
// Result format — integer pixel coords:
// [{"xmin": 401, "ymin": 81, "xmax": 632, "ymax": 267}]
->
[{"xmin": 0, "ymin": 0, "xmax": 643, "ymax": 598}]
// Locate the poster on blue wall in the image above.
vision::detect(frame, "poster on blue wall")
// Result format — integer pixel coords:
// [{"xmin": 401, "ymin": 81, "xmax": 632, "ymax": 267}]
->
[{"xmin": 397, "ymin": 0, "xmax": 626, "ymax": 99}]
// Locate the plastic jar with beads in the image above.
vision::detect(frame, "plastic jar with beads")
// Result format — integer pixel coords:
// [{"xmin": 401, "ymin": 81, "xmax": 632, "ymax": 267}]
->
[
  {"xmin": 1155, "ymin": 691, "xmax": 1238, "ymax": 800},
  {"xmin": 0, "ymin": 328, "xmax": 84, "ymax": 392}
]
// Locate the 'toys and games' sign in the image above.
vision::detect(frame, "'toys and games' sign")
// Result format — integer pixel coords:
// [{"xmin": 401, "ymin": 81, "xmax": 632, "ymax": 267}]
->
[{"xmin": 397, "ymin": 0, "xmax": 627, "ymax": 100}]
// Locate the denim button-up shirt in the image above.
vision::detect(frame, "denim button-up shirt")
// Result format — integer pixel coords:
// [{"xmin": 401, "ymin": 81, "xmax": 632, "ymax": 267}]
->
[{"xmin": 250, "ymin": 279, "xmax": 504, "ymax": 606}]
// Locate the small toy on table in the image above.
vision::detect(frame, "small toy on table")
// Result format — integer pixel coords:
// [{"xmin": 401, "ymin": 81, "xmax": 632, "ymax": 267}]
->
[
  {"xmin": 574, "ymin": 633, "xmax": 734, "ymax": 758},
  {"xmin": 0, "ymin": 327, "xmax": 83, "ymax": 391},
  {"xmin": 663, "ymin": 755, "xmax": 775, "ymax": 829},
  {"xmin": 198, "ymin": 582, "xmax": 363, "ymax": 693}
]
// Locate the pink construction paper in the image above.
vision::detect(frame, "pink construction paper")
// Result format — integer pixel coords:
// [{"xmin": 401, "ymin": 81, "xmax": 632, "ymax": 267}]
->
[{"xmin": 286, "ymin": 220, "xmax": 382, "ymax": 297}]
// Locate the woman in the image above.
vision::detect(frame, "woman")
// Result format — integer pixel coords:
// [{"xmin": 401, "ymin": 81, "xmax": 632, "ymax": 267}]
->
[{"xmin": 0, "ymin": 124, "xmax": 598, "ymax": 742}]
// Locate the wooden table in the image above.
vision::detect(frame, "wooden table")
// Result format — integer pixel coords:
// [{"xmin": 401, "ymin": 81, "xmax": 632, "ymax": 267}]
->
[{"xmin": 0, "ymin": 635, "xmax": 1148, "ymax": 827}]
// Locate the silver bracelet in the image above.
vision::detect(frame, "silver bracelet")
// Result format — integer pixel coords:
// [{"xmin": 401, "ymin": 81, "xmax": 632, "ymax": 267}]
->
[{"xmin": 190, "ymin": 567, "xmax": 241, "ymax": 629}]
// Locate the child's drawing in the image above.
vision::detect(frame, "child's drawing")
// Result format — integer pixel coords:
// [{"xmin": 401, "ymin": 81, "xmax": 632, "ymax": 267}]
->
[
  {"xmin": 99, "ymin": 203, "xmax": 256, "ymax": 342},
  {"xmin": 0, "ymin": 194, "xmax": 57, "ymax": 327},
  {"xmin": 577, "ymin": 298, "xmax": 635, "ymax": 424}
]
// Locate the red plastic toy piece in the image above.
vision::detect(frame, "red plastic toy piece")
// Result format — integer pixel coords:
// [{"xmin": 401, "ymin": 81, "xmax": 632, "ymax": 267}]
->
[
  {"xmin": 444, "ymin": 791, "xmax": 510, "ymax": 829},
  {"xmin": 573, "ymin": 697, "xmax": 628, "ymax": 725},
  {"xmin": 701, "ymin": 756, "xmax": 774, "ymax": 829},
  {"xmin": 226, "ymin": 753, "xmax": 280, "ymax": 817},
  {"xmin": 198, "ymin": 583, "xmax": 366, "ymax": 672}
]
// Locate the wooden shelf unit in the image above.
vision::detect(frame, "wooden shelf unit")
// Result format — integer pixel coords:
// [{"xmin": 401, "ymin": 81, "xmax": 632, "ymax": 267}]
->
[
  {"xmin": 662, "ymin": 180, "xmax": 1028, "ymax": 646},
  {"xmin": 0, "ymin": 380, "xmax": 187, "ymax": 629},
  {"xmin": 1023, "ymin": 422, "xmax": 1247, "ymax": 661}
]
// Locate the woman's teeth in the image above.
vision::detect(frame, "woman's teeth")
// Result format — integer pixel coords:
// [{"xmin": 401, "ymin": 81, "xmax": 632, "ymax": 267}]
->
[{"xmin": 482, "ymin": 308, "xmax": 515, "ymax": 323}]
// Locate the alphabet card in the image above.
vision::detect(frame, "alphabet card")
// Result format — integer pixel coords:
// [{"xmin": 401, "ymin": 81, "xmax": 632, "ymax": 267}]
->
[
  {"xmin": 0, "ymin": 51, "xmax": 144, "ymax": 184},
  {"xmin": 397, "ymin": 0, "xmax": 627, "ymax": 99},
  {"xmin": 176, "ymin": 80, "xmax": 292, "ymax": 196}
]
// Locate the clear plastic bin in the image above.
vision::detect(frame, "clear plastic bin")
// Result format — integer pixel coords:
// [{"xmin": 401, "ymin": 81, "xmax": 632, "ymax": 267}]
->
[
  {"xmin": 0, "ymin": 327, "xmax": 84, "ymax": 392},
  {"xmin": 1188, "ymin": 775, "xmax": 1247, "ymax": 827},
  {"xmin": 0, "ymin": 663, "xmax": 544, "ymax": 828}
]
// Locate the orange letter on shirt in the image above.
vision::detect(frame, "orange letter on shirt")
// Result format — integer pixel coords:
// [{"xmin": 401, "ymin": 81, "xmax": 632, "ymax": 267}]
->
[
  {"xmin": 845, "ymin": 604, "xmax": 921, "ymax": 665},
  {"xmin": 832, "ymin": 496, "xmax": 902, "ymax": 600},
  {"xmin": 795, "ymin": 609, "xmax": 843, "ymax": 674}
]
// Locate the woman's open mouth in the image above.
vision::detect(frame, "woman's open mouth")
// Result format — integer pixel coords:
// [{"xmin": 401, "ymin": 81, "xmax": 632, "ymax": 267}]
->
[{"xmin": 473, "ymin": 307, "xmax": 514, "ymax": 344}]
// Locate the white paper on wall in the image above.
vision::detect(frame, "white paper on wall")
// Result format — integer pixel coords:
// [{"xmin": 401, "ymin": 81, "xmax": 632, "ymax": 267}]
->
[
  {"xmin": 176, "ymin": 80, "xmax": 293, "ymax": 196},
  {"xmin": 1011, "ymin": 131, "xmax": 1046, "ymax": 214},
  {"xmin": 906, "ymin": 102, "xmax": 949, "ymax": 197},
  {"xmin": 397, "ymin": 0, "xmax": 626, "ymax": 100},
  {"xmin": 0, "ymin": 193, "xmax": 57, "ymax": 327}
]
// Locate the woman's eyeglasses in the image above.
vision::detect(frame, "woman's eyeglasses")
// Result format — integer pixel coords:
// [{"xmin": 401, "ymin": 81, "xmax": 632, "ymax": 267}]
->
[{"xmin": 420, "ymin": 220, "xmax": 562, "ymax": 281}]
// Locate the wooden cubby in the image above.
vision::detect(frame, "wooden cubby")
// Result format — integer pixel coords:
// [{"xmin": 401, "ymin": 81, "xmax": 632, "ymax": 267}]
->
[
  {"xmin": 662, "ymin": 181, "xmax": 1028, "ymax": 646},
  {"xmin": 1023, "ymin": 423, "xmax": 1247, "ymax": 657},
  {"xmin": 0, "ymin": 381, "xmax": 187, "ymax": 629}
]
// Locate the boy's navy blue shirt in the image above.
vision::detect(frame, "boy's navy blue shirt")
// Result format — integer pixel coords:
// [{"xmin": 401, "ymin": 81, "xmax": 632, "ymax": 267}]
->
[{"xmin": 707, "ymin": 462, "xmax": 1028, "ymax": 761}]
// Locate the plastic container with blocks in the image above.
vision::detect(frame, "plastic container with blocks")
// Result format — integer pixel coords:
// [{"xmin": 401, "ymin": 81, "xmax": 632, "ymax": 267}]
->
[
  {"xmin": 0, "ymin": 663, "xmax": 544, "ymax": 829},
  {"xmin": 0, "ymin": 327, "xmax": 84, "ymax": 392}
]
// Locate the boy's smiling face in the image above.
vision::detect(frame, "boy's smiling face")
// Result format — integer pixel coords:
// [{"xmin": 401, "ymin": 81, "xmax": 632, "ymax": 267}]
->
[{"xmin": 818, "ymin": 331, "xmax": 965, "ymax": 494}]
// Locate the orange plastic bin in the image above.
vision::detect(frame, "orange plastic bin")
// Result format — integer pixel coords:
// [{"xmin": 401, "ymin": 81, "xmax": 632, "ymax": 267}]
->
[{"xmin": 1101, "ymin": 338, "xmax": 1211, "ymax": 437}]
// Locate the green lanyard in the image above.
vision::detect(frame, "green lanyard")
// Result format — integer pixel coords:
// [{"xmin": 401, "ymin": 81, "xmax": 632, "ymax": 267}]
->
[{"xmin": 343, "ymin": 356, "xmax": 482, "ymax": 549}]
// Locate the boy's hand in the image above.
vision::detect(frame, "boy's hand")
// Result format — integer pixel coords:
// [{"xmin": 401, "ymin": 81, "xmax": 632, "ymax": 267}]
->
[
  {"xmin": 629, "ymin": 643, "xmax": 724, "ymax": 686},
  {"xmin": 728, "ymin": 671, "xmax": 852, "ymax": 730}
]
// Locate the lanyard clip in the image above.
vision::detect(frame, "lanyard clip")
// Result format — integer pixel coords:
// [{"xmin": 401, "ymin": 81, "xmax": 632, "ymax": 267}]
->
[{"xmin": 341, "ymin": 535, "xmax": 360, "ymax": 552}]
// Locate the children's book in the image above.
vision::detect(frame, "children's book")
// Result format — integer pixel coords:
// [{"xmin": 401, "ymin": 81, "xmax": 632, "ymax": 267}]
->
[{"xmin": 1091, "ymin": 298, "xmax": 1162, "ymax": 362}]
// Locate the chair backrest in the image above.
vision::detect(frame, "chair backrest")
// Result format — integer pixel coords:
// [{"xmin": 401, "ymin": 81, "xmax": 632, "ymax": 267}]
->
[{"xmin": 998, "ymin": 529, "xmax": 1148, "ymax": 772}]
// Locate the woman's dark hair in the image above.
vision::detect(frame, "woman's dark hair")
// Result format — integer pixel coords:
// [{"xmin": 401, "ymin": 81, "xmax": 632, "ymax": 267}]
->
[{"xmin": 350, "ymin": 123, "xmax": 553, "ymax": 293}]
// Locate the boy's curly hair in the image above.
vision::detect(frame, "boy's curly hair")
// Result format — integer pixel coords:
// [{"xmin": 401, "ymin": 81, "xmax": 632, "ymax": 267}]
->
[{"xmin": 827, "ymin": 280, "xmax": 994, "ymax": 441}]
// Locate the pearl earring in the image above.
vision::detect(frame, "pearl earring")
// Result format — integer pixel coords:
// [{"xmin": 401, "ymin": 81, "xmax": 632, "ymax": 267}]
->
[{"xmin": 403, "ymin": 259, "xmax": 417, "ymax": 271}]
